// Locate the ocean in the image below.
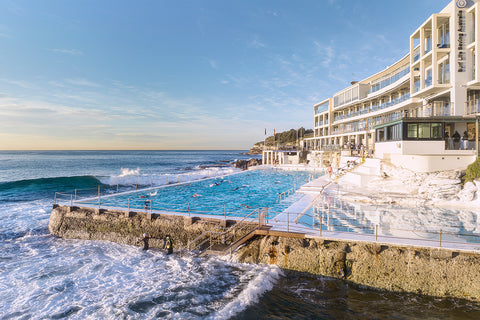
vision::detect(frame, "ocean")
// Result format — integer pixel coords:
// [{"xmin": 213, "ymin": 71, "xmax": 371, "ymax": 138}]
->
[{"xmin": 1, "ymin": 150, "xmax": 480, "ymax": 320}]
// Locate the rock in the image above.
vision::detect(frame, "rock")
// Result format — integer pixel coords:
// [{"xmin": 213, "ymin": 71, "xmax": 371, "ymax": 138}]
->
[
  {"xmin": 458, "ymin": 181, "xmax": 477, "ymax": 201},
  {"xmin": 234, "ymin": 158, "xmax": 262, "ymax": 170}
]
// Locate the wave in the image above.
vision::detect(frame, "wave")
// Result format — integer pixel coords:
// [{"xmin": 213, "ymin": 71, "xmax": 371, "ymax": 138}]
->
[
  {"xmin": 0, "ymin": 176, "xmax": 103, "ymax": 201},
  {"xmin": 99, "ymin": 167, "xmax": 241, "ymax": 187},
  {"xmin": 0, "ymin": 166, "xmax": 242, "ymax": 202}
]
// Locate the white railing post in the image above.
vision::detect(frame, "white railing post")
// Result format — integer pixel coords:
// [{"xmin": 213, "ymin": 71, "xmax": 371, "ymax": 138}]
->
[
  {"xmin": 320, "ymin": 214, "xmax": 323, "ymax": 237},
  {"xmin": 287, "ymin": 211, "xmax": 290, "ymax": 233}
]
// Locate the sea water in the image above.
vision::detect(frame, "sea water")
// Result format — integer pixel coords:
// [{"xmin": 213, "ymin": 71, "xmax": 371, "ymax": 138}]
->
[{"xmin": 1, "ymin": 150, "xmax": 480, "ymax": 319}]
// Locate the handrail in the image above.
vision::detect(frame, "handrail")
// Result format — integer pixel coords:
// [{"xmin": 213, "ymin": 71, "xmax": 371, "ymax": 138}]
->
[{"xmin": 187, "ymin": 208, "xmax": 262, "ymax": 252}]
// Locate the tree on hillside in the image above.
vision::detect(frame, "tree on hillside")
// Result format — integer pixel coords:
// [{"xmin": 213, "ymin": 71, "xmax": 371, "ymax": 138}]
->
[{"xmin": 254, "ymin": 127, "xmax": 313, "ymax": 147}]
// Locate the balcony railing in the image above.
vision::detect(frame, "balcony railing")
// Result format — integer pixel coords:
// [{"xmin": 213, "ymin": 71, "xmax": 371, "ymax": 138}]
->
[
  {"xmin": 424, "ymin": 101, "xmax": 451, "ymax": 117},
  {"xmin": 413, "ymin": 48, "xmax": 420, "ymax": 62},
  {"xmin": 425, "ymin": 76, "xmax": 432, "ymax": 88},
  {"xmin": 368, "ymin": 66, "xmax": 410, "ymax": 94},
  {"xmin": 425, "ymin": 38, "xmax": 432, "ymax": 54},
  {"xmin": 414, "ymin": 80, "xmax": 421, "ymax": 93},
  {"xmin": 465, "ymin": 99, "xmax": 480, "ymax": 116},
  {"xmin": 333, "ymin": 92, "xmax": 412, "ymax": 123}
]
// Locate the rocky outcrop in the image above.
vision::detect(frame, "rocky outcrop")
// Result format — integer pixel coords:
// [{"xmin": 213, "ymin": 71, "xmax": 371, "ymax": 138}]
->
[
  {"xmin": 235, "ymin": 235, "xmax": 480, "ymax": 301},
  {"xmin": 234, "ymin": 158, "xmax": 262, "ymax": 170},
  {"xmin": 246, "ymin": 145, "xmax": 263, "ymax": 155}
]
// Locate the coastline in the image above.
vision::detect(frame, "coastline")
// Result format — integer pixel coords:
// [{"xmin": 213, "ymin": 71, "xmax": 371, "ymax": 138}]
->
[{"xmin": 46, "ymin": 155, "xmax": 480, "ymax": 302}]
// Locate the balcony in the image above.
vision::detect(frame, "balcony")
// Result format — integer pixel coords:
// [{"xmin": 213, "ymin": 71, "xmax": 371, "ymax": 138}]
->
[
  {"xmin": 465, "ymin": 100, "xmax": 480, "ymax": 116},
  {"xmin": 333, "ymin": 92, "xmax": 412, "ymax": 124},
  {"xmin": 413, "ymin": 48, "xmax": 420, "ymax": 62},
  {"xmin": 368, "ymin": 66, "xmax": 410, "ymax": 94},
  {"xmin": 405, "ymin": 101, "xmax": 452, "ymax": 118},
  {"xmin": 424, "ymin": 38, "xmax": 432, "ymax": 55}
]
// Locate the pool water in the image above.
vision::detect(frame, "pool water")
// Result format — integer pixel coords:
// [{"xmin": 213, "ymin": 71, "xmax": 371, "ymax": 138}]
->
[
  {"xmin": 297, "ymin": 193, "xmax": 480, "ymax": 244},
  {"xmin": 75, "ymin": 169, "xmax": 322, "ymax": 219}
]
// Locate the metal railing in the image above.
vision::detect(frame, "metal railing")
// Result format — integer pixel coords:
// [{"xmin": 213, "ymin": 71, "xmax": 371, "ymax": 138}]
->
[
  {"xmin": 187, "ymin": 208, "xmax": 267, "ymax": 252},
  {"xmin": 465, "ymin": 99, "xmax": 480, "ymax": 116}
]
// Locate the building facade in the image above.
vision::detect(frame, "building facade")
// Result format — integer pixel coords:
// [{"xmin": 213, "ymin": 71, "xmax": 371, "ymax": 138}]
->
[{"xmin": 306, "ymin": 0, "xmax": 480, "ymax": 172}]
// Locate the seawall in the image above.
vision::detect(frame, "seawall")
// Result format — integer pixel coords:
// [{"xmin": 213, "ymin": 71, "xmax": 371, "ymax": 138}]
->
[
  {"xmin": 235, "ymin": 235, "xmax": 480, "ymax": 301},
  {"xmin": 48, "ymin": 205, "xmax": 243, "ymax": 249},
  {"xmin": 48, "ymin": 204, "xmax": 480, "ymax": 301}
]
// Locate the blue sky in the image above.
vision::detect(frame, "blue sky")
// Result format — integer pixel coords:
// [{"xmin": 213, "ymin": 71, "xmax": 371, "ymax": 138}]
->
[{"xmin": 0, "ymin": 0, "xmax": 451, "ymax": 150}]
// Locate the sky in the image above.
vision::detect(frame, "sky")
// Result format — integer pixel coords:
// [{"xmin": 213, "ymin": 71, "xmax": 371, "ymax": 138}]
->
[{"xmin": 0, "ymin": 0, "xmax": 452, "ymax": 150}]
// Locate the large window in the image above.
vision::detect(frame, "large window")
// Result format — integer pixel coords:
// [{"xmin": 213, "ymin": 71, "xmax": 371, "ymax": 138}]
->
[
  {"xmin": 407, "ymin": 123, "xmax": 418, "ymax": 138},
  {"xmin": 376, "ymin": 123, "xmax": 402, "ymax": 142},
  {"xmin": 437, "ymin": 23, "xmax": 450, "ymax": 48},
  {"xmin": 404, "ymin": 122, "xmax": 443, "ymax": 140}
]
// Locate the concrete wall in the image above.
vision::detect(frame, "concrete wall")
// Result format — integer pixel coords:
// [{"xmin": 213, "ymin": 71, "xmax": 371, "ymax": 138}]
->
[
  {"xmin": 236, "ymin": 235, "xmax": 480, "ymax": 302},
  {"xmin": 375, "ymin": 141, "xmax": 446, "ymax": 158},
  {"xmin": 48, "ymin": 205, "xmax": 240, "ymax": 249},
  {"xmin": 390, "ymin": 154, "xmax": 476, "ymax": 172}
]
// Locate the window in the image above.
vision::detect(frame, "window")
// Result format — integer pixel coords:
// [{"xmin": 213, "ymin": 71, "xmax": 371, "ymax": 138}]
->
[
  {"xmin": 418, "ymin": 123, "xmax": 431, "ymax": 138},
  {"xmin": 431, "ymin": 123, "xmax": 442, "ymax": 138},
  {"xmin": 438, "ymin": 59, "xmax": 450, "ymax": 84},
  {"xmin": 425, "ymin": 68, "xmax": 432, "ymax": 87},
  {"xmin": 377, "ymin": 128, "xmax": 385, "ymax": 142},
  {"xmin": 407, "ymin": 123, "xmax": 418, "ymax": 138},
  {"xmin": 404, "ymin": 122, "xmax": 443, "ymax": 140},
  {"xmin": 437, "ymin": 23, "xmax": 450, "ymax": 48}
]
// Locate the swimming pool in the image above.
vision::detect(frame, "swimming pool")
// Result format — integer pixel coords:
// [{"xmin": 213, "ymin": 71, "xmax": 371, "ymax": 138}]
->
[
  {"xmin": 296, "ymin": 192, "xmax": 480, "ymax": 245},
  {"xmin": 74, "ymin": 169, "xmax": 322, "ymax": 219}
]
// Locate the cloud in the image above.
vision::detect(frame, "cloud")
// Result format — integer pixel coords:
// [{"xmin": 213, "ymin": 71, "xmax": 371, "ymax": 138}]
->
[
  {"xmin": 203, "ymin": 57, "xmax": 218, "ymax": 69},
  {"xmin": 0, "ymin": 78, "xmax": 38, "ymax": 89},
  {"xmin": 48, "ymin": 48, "xmax": 84, "ymax": 56},
  {"xmin": 248, "ymin": 35, "xmax": 266, "ymax": 49},
  {"xmin": 314, "ymin": 41, "xmax": 335, "ymax": 68},
  {"xmin": 64, "ymin": 78, "xmax": 101, "ymax": 87}
]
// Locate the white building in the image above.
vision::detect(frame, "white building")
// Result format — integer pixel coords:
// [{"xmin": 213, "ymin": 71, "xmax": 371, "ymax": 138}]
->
[{"xmin": 306, "ymin": 0, "xmax": 480, "ymax": 172}]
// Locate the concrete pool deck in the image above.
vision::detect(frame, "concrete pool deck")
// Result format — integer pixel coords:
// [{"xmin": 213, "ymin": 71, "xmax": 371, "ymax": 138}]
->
[{"xmin": 268, "ymin": 165, "xmax": 480, "ymax": 254}]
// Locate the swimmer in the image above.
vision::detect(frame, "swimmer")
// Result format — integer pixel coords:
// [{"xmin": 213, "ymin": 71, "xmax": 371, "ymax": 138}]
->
[
  {"xmin": 192, "ymin": 193, "xmax": 200, "ymax": 197},
  {"xmin": 240, "ymin": 204, "xmax": 252, "ymax": 209}
]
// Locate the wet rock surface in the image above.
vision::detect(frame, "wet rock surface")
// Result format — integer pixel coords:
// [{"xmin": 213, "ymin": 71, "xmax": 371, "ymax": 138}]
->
[{"xmin": 236, "ymin": 235, "xmax": 480, "ymax": 301}]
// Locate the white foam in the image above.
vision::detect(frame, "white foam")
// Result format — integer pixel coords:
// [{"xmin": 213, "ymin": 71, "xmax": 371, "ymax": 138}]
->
[
  {"xmin": 208, "ymin": 263, "xmax": 283, "ymax": 320},
  {"xmin": 99, "ymin": 167, "xmax": 241, "ymax": 187}
]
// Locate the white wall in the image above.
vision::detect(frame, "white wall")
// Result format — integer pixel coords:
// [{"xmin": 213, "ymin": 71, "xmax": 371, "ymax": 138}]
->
[
  {"xmin": 375, "ymin": 140, "xmax": 448, "ymax": 157},
  {"xmin": 390, "ymin": 154, "xmax": 476, "ymax": 172}
]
